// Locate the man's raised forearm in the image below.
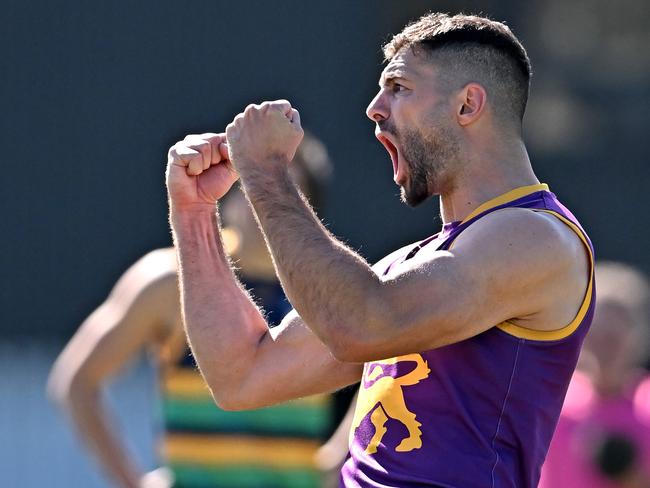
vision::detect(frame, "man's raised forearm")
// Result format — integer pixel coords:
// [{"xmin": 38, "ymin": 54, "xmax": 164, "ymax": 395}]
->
[
  {"xmin": 169, "ymin": 206, "xmax": 270, "ymax": 406},
  {"xmin": 238, "ymin": 163, "xmax": 384, "ymax": 355}
]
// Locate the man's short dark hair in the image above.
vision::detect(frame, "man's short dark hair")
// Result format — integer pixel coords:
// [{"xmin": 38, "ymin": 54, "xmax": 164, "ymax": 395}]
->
[{"xmin": 384, "ymin": 13, "xmax": 532, "ymax": 124}]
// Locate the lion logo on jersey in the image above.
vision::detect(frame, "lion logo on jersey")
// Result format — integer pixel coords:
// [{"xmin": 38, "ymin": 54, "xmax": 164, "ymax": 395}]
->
[{"xmin": 351, "ymin": 353, "xmax": 431, "ymax": 454}]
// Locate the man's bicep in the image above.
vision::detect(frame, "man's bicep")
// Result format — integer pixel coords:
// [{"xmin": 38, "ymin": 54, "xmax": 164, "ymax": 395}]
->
[{"xmin": 234, "ymin": 310, "xmax": 363, "ymax": 409}]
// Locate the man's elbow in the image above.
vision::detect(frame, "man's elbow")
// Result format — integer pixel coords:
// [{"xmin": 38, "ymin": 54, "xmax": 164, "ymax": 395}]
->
[
  {"xmin": 202, "ymin": 374, "xmax": 261, "ymax": 412},
  {"xmin": 211, "ymin": 389, "xmax": 273, "ymax": 412},
  {"xmin": 46, "ymin": 361, "xmax": 69, "ymax": 405},
  {"xmin": 47, "ymin": 364, "xmax": 98, "ymax": 411},
  {"xmin": 47, "ymin": 371, "xmax": 81, "ymax": 409},
  {"xmin": 210, "ymin": 389, "xmax": 247, "ymax": 411}
]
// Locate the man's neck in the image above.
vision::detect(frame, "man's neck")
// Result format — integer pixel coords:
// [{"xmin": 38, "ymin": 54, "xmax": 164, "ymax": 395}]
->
[{"xmin": 439, "ymin": 140, "xmax": 538, "ymax": 223}]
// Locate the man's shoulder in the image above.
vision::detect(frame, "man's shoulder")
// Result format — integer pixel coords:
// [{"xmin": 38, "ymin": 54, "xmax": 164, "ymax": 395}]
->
[
  {"xmin": 454, "ymin": 207, "xmax": 586, "ymax": 264},
  {"xmin": 108, "ymin": 248, "xmax": 181, "ymax": 340},
  {"xmin": 130, "ymin": 247, "xmax": 178, "ymax": 280},
  {"xmin": 113, "ymin": 247, "xmax": 179, "ymax": 299},
  {"xmin": 453, "ymin": 207, "xmax": 591, "ymax": 331}
]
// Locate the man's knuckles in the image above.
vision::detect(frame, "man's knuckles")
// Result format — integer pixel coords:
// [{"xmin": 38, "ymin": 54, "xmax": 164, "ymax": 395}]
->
[
  {"xmin": 186, "ymin": 157, "xmax": 205, "ymax": 176},
  {"xmin": 169, "ymin": 141, "xmax": 208, "ymax": 170},
  {"xmin": 231, "ymin": 113, "xmax": 246, "ymax": 127},
  {"xmin": 244, "ymin": 103, "xmax": 264, "ymax": 116},
  {"xmin": 225, "ymin": 122, "xmax": 239, "ymax": 139}
]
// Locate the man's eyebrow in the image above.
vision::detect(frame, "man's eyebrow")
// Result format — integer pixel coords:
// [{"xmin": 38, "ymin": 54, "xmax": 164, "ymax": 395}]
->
[{"xmin": 379, "ymin": 71, "xmax": 407, "ymax": 87}]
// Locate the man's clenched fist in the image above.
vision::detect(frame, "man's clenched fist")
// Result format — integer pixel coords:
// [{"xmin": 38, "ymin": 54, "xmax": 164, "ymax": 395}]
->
[
  {"xmin": 166, "ymin": 133, "xmax": 238, "ymax": 210},
  {"xmin": 226, "ymin": 100, "xmax": 304, "ymax": 175}
]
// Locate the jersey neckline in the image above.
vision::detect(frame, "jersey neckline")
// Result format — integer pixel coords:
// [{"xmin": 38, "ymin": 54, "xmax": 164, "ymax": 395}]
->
[{"xmin": 461, "ymin": 183, "xmax": 549, "ymax": 224}]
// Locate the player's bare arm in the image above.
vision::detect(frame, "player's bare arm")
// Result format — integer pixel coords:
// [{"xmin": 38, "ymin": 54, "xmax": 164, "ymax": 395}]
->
[
  {"xmin": 47, "ymin": 249, "xmax": 179, "ymax": 488},
  {"xmin": 165, "ymin": 15, "xmax": 596, "ymax": 487},
  {"xmin": 226, "ymin": 101, "xmax": 590, "ymax": 363},
  {"xmin": 166, "ymin": 132, "xmax": 362, "ymax": 411}
]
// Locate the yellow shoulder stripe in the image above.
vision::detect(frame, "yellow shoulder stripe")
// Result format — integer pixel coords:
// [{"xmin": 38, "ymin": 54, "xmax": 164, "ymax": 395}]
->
[{"xmin": 461, "ymin": 183, "xmax": 549, "ymax": 224}]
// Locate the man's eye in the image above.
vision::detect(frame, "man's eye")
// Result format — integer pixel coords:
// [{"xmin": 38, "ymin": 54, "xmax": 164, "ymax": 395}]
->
[{"xmin": 391, "ymin": 83, "xmax": 406, "ymax": 93}]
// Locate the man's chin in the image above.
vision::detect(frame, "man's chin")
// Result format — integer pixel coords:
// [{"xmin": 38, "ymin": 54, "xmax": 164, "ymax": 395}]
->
[{"xmin": 400, "ymin": 186, "xmax": 430, "ymax": 207}]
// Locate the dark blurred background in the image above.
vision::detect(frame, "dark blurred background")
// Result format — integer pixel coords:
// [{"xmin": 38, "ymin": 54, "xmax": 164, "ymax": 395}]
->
[{"xmin": 1, "ymin": 0, "xmax": 648, "ymax": 486}]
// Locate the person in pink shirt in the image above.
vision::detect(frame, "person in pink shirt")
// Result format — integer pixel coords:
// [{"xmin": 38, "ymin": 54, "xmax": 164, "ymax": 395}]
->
[{"xmin": 540, "ymin": 261, "xmax": 650, "ymax": 488}]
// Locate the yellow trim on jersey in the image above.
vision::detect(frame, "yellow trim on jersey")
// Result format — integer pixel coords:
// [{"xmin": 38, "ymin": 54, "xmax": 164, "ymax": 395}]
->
[
  {"xmin": 162, "ymin": 434, "xmax": 319, "ymax": 467},
  {"xmin": 461, "ymin": 183, "xmax": 549, "ymax": 224},
  {"xmin": 161, "ymin": 368, "xmax": 330, "ymax": 406},
  {"xmin": 495, "ymin": 210, "xmax": 594, "ymax": 341}
]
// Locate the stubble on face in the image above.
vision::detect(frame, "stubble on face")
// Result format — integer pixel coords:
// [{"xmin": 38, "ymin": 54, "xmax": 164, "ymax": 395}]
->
[{"xmin": 381, "ymin": 117, "xmax": 461, "ymax": 207}]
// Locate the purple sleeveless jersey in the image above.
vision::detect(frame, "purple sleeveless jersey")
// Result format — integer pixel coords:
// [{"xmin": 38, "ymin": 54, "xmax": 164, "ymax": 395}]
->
[{"xmin": 341, "ymin": 184, "xmax": 595, "ymax": 488}]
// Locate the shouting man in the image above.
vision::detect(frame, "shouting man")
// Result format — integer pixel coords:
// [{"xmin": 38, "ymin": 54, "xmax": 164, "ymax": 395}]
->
[{"xmin": 166, "ymin": 13, "xmax": 594, "ymax": 488}]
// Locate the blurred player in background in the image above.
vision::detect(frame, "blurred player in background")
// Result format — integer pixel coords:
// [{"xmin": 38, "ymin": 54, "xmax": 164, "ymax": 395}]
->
[
  {"xmin": 540, "ymin": 262, "xmax": 650, "ymax": 488},
  {"xmin": 48, "ymin": 133, "xmax": 337, "ymax": 488},
  {"xmin": 166, "ymin": 13, "xmax": 595, "ymax": 488}
]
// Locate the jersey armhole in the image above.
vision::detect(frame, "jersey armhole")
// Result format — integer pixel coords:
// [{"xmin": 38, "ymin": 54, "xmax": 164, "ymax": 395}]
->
[
  {"xmin": 496, "ymin": 209, "xmax": 594, "ymax": 341},
  {"xmin": 446, "ymin": 208, "xmax": 594, "ymax": 341}
]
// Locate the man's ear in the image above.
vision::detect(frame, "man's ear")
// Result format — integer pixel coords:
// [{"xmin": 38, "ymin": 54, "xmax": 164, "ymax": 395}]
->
[{"xmin": 456, "ymin": 83, "xmax": 487, "ymax": 126}]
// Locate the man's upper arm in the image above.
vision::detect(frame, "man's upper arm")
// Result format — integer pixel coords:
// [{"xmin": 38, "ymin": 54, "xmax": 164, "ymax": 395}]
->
[
  {"xmin": 353, "ymin": 208, "xmax": 590, "ymax": 360},
  {"xmin": 226, "ymin": 310, "xmax": 363, "ymax": 410},
  {"xmin": 49, "ymin": 251, "xmax": 177, "ymax": 391}
]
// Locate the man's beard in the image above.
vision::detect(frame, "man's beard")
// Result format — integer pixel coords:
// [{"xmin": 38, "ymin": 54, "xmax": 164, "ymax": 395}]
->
[{"xmin": 387, "ymin": 122, "xmax": 460, "ymax": 207}]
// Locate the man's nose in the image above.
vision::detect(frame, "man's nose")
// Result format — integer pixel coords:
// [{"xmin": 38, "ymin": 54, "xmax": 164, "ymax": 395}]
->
[{"xmin": 366, "ymin": 91, "xmax": 389, "ymax": 122}]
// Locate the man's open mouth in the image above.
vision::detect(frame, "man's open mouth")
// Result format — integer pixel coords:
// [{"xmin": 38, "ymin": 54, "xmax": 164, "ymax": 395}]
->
[{"xmin": 376, "ymin": 132, "xmax": 400, "ymax": 181}]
